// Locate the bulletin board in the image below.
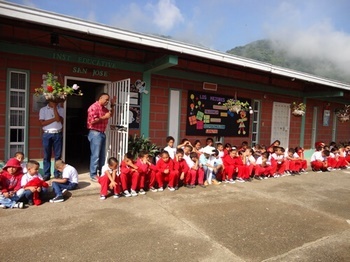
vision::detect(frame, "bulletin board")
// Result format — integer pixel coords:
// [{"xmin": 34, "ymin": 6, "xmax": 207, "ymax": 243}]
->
[{"xmin": 186, "ymin": 91, "xmax": 251, "ymax": 137}]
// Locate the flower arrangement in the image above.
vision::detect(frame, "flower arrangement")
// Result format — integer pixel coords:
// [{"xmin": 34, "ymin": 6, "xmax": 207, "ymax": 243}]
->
[
  {"xmin": 335, "ymin": 105, "xmax": 350, "ymax": 123},
  {"xmin": 291, "ymin": 102, "xmax": 306, "ymax": 116},
  {"xmin": 34, "ymin": 72, "xmax": 82, "ymax": 103},
  {"xmin": 223, "ymin": 99, "xmax": 252, "ymax": 114}
]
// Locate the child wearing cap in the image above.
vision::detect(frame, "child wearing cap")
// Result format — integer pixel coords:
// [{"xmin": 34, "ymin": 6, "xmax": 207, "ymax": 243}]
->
[{"xmin": 0, "ymin": 158, "xmax": 24, "ymax": 209}]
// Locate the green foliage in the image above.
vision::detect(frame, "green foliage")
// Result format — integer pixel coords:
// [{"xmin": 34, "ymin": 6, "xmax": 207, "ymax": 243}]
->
[{"xmin": 128, "ymin": 134, "xmax": 160, "ymax": 160}]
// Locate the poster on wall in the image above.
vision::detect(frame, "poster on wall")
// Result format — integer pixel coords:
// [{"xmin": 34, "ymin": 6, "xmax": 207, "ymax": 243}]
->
[
  {"xmin": 129, "ymin": 83, "xmax": 141, "ymax": 129},
  {"xmin": 186, "ymin": 90, "xmax": 251, "ymax": 137}
]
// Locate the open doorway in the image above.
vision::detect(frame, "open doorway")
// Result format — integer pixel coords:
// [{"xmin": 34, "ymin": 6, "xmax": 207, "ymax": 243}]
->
[{"xmin": 64, "ymin": 79, "xmax": 105, "ymax": 173}]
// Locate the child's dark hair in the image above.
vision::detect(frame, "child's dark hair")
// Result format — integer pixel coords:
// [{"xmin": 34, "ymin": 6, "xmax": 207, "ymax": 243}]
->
[
  {"xmin": 14, "ymin": 151, "xmax": 24, "ymax": 158},
  {"xmin": 213, "ymin": 149, "xmax": 219, "ymax": 156},
  {"xmin": 108, "ymin": 157, "xmax": 119, "ymax": 165},
  {"xmin": 206, "ymin": 137, "xmax": 213, "ymax": 143},
  {"xmin": 184, "ymin": 144, "xmax": 193, "ymax": 151},
  {"xmin": 138, "ymin": 150, "xmax": 148, "ymax": 158},
  {"xmin": 261, "ymin": 152, "xmax": 270, "ymax": 158},
  {"xmin": 323, "ymin": 150, "xmax": 330, "ymax": 157},
  {"xmin": 161, "ymin": 150, "xmax": 170, "ymax": 157},
  {"xmin": 125, "ymin": 152, "xmax": 134, "ymax": 160},
  {"xmin": 27, "ymin": 159, "xmax": 40, "ymax": 169},
  {"xmin": 190, "ymin": 152, "xmax": 198, "ymax": 159},
  {"xmin": 288, "ymin": 148, "xmax": 295, "ymax": 153},
  {"xmin": 176, "ymin": 148, "xmax": 184, "ymax": 155},
  {"xmin": 166, "ymin": 136, "xmax": 175, "ymax": 143},
  {"xmin": 224, "ymin": 143, "xmax": 232, "ymax": 148}
]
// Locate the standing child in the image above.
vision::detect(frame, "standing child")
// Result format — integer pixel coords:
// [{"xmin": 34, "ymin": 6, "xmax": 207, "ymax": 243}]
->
[
  {"xmin": 21, "ymin": 160, "xmax": 48, "ymax": 206},
  {"xmin": 0, "ymin": 158, "xmax": 24, "ymax": 208},
  {"xmin": 98, "ymin": 157, "xmax": 121, "ymax": 200},
  {"xmin": 49, "ymin": 160, "xmax": 79, "ymax": 203}
]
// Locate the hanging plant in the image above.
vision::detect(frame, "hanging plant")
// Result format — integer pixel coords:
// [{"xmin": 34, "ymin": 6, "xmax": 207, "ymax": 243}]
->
[
  {"xmin": 335, "ymin": 105, "xmax": 350, "ymax": 123},
  {"xmin": 223, "ymin": 99, "xmax": 252, "ymax": 114},
  {"xmin": 291, "ymin": 102, "xmax": 306, "ymax": 116}
]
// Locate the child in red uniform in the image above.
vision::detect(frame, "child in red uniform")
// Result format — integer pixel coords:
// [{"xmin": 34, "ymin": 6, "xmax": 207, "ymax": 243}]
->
[
  {"xmin": 155, "ymin": 151, "xmax": 177, "ymax": 192},
  {"xmin": 135, "ymin": 151, "xmax": 150, "ymax": 195},
  {"xmin": 120, "ymin": 152, "xmax": 139, "ymax": 197},
  {"xmin": 294, "ymin": 146, "xmax": 308, "ymax": 173},
  {"xmin": 285, "ymin": 148, "xmax": 301, "ymax": 175},
  {"xmin": 255, "ymin": 152, "xmax": 273, "ymax": 179},
  {"xmin": 174, "ymin": 148, "xmax": 189, "ymax": 189},
  {"xmin": 186, "ymin": 152, "xmax": 203, "ymax": 188},
  {"xmin": 311, "ymin": 147, "xmax": 329, "ymax": 172},
  {"xmin": 271, "ymin": 146, "xmax": 286, "ymax": 177},
  {"xmin": 98, "ymin": 157, "xmax": 121, "ymax": 200},
  {"xmin": 0, "ymin": 158, "xmax": 24, "ymax": 208}
]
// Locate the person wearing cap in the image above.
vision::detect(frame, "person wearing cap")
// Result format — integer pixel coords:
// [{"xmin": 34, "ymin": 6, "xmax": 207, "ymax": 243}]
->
[
  {"xmin": 199, "ymin": 146, "xmax": 216, "ymax": 186},
  {"xmin": 39, "ymin": 101, "xmax": 64, "ymax": 181},
  {"xmin": 0, "ymin": 158, "xmax": 24, "ymax": 208}
]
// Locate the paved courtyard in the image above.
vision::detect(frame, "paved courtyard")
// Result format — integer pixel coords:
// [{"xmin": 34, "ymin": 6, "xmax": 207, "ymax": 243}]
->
[{"xmin": 1, "ymin": 169, "xmax": 350, "ymax": 262}]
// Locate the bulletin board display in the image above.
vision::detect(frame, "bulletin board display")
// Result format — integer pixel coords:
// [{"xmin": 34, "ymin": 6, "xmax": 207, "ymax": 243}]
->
[{"xmin": 186, "ymin": 91, "xmax": 251, "ymax": 137}]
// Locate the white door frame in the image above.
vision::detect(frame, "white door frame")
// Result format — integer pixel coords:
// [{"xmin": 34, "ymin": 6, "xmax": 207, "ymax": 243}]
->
[{"xmin": 270, "ymin": 102, "xmax": 291, "ymax": 149}]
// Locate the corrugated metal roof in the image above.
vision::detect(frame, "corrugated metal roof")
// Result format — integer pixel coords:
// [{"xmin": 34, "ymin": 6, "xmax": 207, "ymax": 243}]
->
[{"xmin": 1, "ymin": 1, "xmax": 350, "ymax": 91}]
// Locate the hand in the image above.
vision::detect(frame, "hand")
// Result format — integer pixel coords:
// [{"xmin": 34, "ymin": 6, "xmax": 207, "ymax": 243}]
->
[
  {"xmin": 3, "ymin": 192, "xmax": 9, "ymax": 198},
  {"xmin": 37, "ymin": 187, "xmax": 41, "ymax": 192},
  {"xmin": 164, "ymin": 169, "xmax": 169, "ymax": 174},
  {"xmin": 110, "ymin": 96, "xmax": 117, "ymax": 106}
]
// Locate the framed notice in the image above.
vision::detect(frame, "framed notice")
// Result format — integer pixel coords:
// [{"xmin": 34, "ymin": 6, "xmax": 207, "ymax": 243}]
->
[{"xmin": 186, "ymin": 91, "xmax": 251, "ymax": 137}]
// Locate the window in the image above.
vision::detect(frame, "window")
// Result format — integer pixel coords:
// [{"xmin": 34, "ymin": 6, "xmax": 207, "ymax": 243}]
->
[
  {"xmin": 7, "ymin": 70, "xmax": 28, "ymax": 159},
  {"xmin": 251, "ymin": 100, "xmax": 261, "ymax": 146}
]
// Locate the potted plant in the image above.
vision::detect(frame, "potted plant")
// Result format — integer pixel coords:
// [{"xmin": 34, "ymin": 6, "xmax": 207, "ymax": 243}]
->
[
  {"xmin": 291, "ymin": 102, "xmax": 306, "ymax": 116},
  {"xmin": 34, "ymin": 72, "xmax": 83, "ymax": 103},
  {"xmin": 128, "ymin": 134, "xmax": 160, "ymax": 160},
  {"xmin": 223, "ymin": 99, "xmax": 251, "ymax": 113},
  {"xmin": 335, "ymin": 105, "xmax": 350, "ymax": 123}
]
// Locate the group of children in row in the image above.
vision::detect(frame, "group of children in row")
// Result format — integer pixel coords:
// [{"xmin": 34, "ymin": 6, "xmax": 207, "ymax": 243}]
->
[
  {"xmin": 0, "ymin": 152, "xmax": 79, "ymax": 209},
  {"xmin": 98, "ymin": 137, "xmax": 350, "ymax": 200}
]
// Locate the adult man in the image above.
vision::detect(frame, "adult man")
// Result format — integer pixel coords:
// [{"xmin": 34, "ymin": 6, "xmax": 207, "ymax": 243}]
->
[
  {"xmin": 39, "ymin": 101, "xmax": 64, "ymax": 181},
  {"xmin": 87, "ymin": 93, "xmax": 116, "ymax": 181}
]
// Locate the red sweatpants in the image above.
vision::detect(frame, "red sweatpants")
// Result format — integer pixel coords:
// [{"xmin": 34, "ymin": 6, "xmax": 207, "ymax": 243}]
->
[
  {"xmin": 120, "ymin": 170, "xmax": 139, "ymax": 191},
  {"xmin": 98, "ymin": 175, "xmax": 121, "ymax": 196}
]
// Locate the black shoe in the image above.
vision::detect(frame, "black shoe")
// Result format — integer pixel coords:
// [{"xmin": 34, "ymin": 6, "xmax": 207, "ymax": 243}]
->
[
  {"xmin": 198, "ymin": 184, "xmax": 206, "ymax": 188},
  {"xmin": 49, "ymin": 195, "xmax": 64, "ymax": 203},
  {"xmin": 42, "ymin": 176, "xmax": 51, "ymax": 181},
  {"xmin": 28, "ymin": 200, "xmax": 34, "ymax": 206}
]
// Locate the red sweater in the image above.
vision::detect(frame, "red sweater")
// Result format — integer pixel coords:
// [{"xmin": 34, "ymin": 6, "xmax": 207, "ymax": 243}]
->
[{"xmin": 0, "ymin": 171, "xmax": 23, "ymax": 193}]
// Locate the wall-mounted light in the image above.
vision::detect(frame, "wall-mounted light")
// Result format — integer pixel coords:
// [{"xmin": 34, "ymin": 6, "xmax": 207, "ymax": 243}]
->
[{"xmin": 51, "ymin": 33, "xmax": 59, "ymax": 46}]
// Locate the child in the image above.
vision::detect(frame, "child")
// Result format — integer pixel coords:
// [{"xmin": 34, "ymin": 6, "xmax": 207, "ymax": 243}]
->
[
  {"xmin": 310, "ymin": 147, "xmax": 330, "ymax": 172},
  {"xmin": 120, "ymin": 152, "xmax": 139, "ymax": 197},
  {"xmin": 15, "ymin": 151, "xmax": 27, "ymax": 174},
  {"xmin": 208, "ymin": 149, "xmax": 223, "ymax": 184},
  {"xmin": 216, "ymin": 143, "xmax": 225, "ymax": 158},
  {"xmin": 294, "ymin": 146, "xmax": 308, "ymax": 173},
  {"xmin": 271, "ymin": 146, "xmax": 286, "ymax": 177},
  {"xmin": 174, "ymin": 148, "xmax": 189, "ymax": 189},
  {"xmin": 135, "ymin": 151, "xmax": 150, "ymax": 195},
  {"xmin": 186, "ymin": 151, "xmax": 204, "ymax": 188},
  {"xmin": 199, "ymin": 146, "xmax": 216, "ymax": 186},
  {"xmin": 255, "ymin": 152, "xmax": 273, "ymax": 179},
  {"xmin": 155, "ymin": 151, "xmax": 177, "ymax": 191},
  {"xmin": 49, "ymin": 160, "xmax": 79, "ymax": 203},
  {"xmin": 164, "ymin": 136, "xmax": 177, "ymax": 160},
  {"xmin": 21, "ymin": 160, "xmax": 48, "ymax": 205},
  {"xmin": 98, "ymin": 157, "xmax": 121, "ymax": 200},
  {"xmin": 0, "ymin": 158, "xmax": 24, "ymax": 209},
  {"xmin": 242, "ymin": 147, "xmax": 256, "ymax": 179}
]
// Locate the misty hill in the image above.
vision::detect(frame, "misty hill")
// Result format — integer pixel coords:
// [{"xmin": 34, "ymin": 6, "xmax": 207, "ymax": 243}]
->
[{"xmin": 227, "ymin": 39, "xmax": 350, "ymax": 83}]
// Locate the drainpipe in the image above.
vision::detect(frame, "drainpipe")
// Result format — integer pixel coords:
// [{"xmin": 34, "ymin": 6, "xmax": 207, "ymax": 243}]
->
[{"xmin": 140, "ymin": 72, "xmax": 151, "ymax": 137}]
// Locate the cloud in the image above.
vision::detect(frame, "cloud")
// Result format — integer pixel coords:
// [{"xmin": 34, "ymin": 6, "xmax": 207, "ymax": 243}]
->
[{"xmin": 147, "ymin": 0, "xmax": 184, "ymax": 32}]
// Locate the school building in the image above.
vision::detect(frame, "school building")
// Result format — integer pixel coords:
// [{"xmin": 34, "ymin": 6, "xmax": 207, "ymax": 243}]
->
[{"xmin": 1, "ymin": 2, "xmax": 349, "ymax": 169}]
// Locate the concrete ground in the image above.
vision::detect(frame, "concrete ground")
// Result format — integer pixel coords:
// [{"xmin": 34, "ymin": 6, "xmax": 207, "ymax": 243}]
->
[{"xmin": 1, "ymin": 169, "xmax": 350, "ymax": 262}]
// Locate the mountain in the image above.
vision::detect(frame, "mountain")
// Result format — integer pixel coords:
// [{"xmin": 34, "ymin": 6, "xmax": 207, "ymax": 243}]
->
[{"xmin": 226, "ymin": 39, "xmax": 350, "ymax": 83}]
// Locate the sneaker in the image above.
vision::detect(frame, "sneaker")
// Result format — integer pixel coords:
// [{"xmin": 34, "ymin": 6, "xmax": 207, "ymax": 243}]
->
[
  {"xmin": 228, "ymin": 179, "xmax": 236, "ymax": 184},
  {"xmin": 224, "ymin": 179, "xmax": 230, "ymax": 183},
  {"xmin": 0, "ymin": 204, "xmax": 6, "ymax": 209},
  {"xmin": 157, "ymin": 187, "xmax": 164, "ymax": 192},
  {"xmin": 236, "ymin": 178, "xmax": 245, "ymax": 183},
  {"xmin": 263, "ymin": 176, "xmax": 269, "ymax": 179},
  {"xmin": 327, "ymin": 167, "xmax": 332, "ymax": 171},
  {"xmin": 186, "ymin": 184, "xmax": 194, "ymax": 189},
  {"xmin": 62, "ymin": 189, "xmax": 68, "ymax": 195},
  {"xmin": 139, "ymin": 189, "xmax": 146, "ymax": 195},
  {"xmin": 198, "ymin": 184, "xmax": 206, "ymax": 188},
  {"xmin": 168, "ymin": 186, "xmax": 175, "ymax": 192},
  {"xmin": 50, "ymin": 196, "xmax": 64, "ymax": 203},
  {"xmin": 90, "ymin": 176, "xmax": 98, "ymax": 182},
  {"xmin": 123, "ymin": 190, "xmax": 131, "ymax": 197},
  {"xmin": 14, "ymin": 202, "xmax": 24, "ymax": 209},
  {"xmin": 130, "ymin": 190, "xmax": 138, "ymax": 197},
  {"xmin": 100, "ymin": 195, "xmax": 106, "ymax": 200},
  {"xmin": 113, "ymin": 194, "xmax": 120, "ymax": 199},
  {"xmin": 150, "ymin": 187, "xmax": 157, "ymax": 193},
  {"xmin": 28, "ymin": 200, "xmax": 34, "ymax": 206}
]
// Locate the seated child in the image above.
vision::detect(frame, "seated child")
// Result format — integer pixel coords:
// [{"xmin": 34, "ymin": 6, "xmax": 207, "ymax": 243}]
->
[
  {"xmin": 174, "ymin": 148, "xmax": 189, "ymax": 189},
  {"xmin": 199, "ymin": 146, "xmax": 216, "ymax": 186},
  {"xmin": 311, "ymin": 147, "xmax": 330, "ymax": 172},
  {"xmin": 208, "ymin": 149, "xmax": 223, "ymax": 184},
  {"xmin": 49, "ymin": 160, "xmax": 79, "ymax": 203},
  {"xmin": 255, "ymin": 152, "xmax": 273, "ymax": 179},
  {"xmin": 0, "ymin": 158, "xmax": 24, "ymax": 209},
  {"xmin": 98, "ymin": 157, "xmax": 121, "ymax": 200},
  {"xmin": 242, "ymin": 147, "xmax": 256, "ymax": 179},
  {"xmin": 135, "ymin": 151, "xmax": 150, "ymax": 195},
  {"xmin": 294, "ymin": 146, "xmax": 308, "ymax": 173},
  {"xmin": 271, "ymin": 146, "xmax": 286, "ymax": 177},
  {"xmin": 21, "ymin": 160, "xmax": 48, "ymax": 205},
  {"xmin": 15, "ymin": 151, "xmax": 27, "ymax": 174},
  {"xmin": 120, "ymin": 152, "xmax": 139, "ymax": 197},
  {"xmin": 156, "ymin": 151, "xmax": 177, "ymax": 191}
]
